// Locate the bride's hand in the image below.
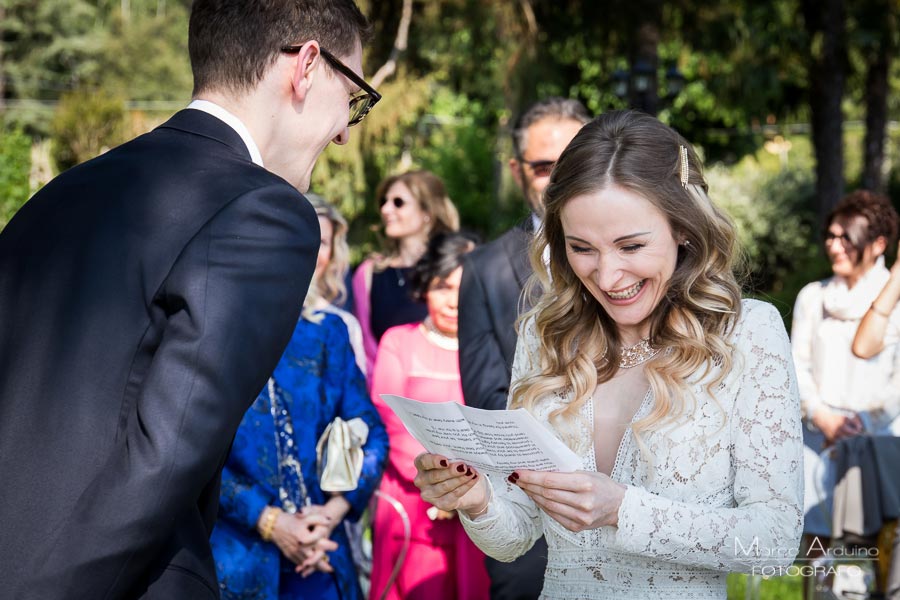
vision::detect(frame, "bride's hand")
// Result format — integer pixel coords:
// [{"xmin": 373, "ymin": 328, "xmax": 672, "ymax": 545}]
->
[
  {"xmin": 512, "ymin": 470, "xmax": 627, "ymax": 532},
  {"xmin": 413, "ymin": 453, "xmax": 487, "ymax": 515}
]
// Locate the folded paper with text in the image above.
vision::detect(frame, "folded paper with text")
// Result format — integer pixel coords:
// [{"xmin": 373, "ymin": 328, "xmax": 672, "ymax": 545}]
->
[{"xmin": 380, "ymin": 394, "xmax": 582, "ymax": 478}]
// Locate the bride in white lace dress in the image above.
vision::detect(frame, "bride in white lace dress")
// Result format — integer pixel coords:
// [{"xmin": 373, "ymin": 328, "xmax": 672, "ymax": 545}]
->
[{"xmin": 412, "ymin": 110, "xmax": 804, "ymax": 599}]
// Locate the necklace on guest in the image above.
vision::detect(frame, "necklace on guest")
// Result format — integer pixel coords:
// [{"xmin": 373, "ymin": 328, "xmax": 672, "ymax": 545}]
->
[
  {"xmin": 419, "ymin": 316, "xmax": 458, "ymax": 351},
  {"xmin": 614, "ymin": 338, "xmax": 660, "ymax": 369}
]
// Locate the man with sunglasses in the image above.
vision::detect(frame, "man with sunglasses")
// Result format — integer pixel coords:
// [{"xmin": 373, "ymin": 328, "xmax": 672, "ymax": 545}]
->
[
  {"xmin": 0, "ymin": 2, "xmax": 379, "ymax": 599},
  {"xmin": 457, "ymin": 97, "xmax": 589, "ymax": 600}
]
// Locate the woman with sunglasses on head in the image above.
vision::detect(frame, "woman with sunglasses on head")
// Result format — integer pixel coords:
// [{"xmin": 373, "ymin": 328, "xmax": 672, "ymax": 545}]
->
[
  {"xmin": 352, "ymin": 170, "xmax": 460, "ymax": 383},
  {"xmin": 368, "ymin": 231, "xmax": 490, "ymax": 600},
  {"xmin": 211, "ymin": 195, "xmax": 388, "ymax": 600},
  {"xmin": 411, "ymin": 111, "xmax": 803, "ymax": 599},
  {"xmin": 791, "ymin": 190, "xmax": 900, "ymax": 557}
]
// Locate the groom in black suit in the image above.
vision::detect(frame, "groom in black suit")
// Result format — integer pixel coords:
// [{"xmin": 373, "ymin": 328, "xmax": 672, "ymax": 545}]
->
[
  {"xmin": 458, "ymin": 98, "xmax": 589, "ymax": 599},
  {"xmin": 0, "ymin": 1, "xmax": 379, "ymax": 598}
]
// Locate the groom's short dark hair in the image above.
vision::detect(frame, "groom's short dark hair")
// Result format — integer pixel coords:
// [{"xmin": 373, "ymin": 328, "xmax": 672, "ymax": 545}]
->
[{"xmin": 189, "ymin": 0, "xmax": 371, "ymax": 96}]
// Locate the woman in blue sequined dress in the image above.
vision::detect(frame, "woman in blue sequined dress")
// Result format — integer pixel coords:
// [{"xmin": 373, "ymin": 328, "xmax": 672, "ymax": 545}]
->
[{"xmin": 211, "ymin": 196, "xmax": 388, "ymax": 600}]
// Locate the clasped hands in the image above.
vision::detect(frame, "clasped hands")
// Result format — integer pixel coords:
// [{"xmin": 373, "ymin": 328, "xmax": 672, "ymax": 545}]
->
[
  {"xmin": 413, "ymin": 453, "xmax": 627, "ymax": 532},
  {"xmin": 264, "ymin": 505, "xmax": 338, "ymax": 576},
  {"xmin": 812, "ymin": 408, "xmax": 864, "ymax": 445}
]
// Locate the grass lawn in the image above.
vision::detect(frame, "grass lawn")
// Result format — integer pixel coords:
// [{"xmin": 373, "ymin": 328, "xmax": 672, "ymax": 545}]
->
[{"xmin": 727, "ymin": 573, "xmax": 804, "ymax": 599}]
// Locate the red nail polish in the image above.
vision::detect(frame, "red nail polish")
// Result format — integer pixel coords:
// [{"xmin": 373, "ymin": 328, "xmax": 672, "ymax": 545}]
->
[
  {"xmin": 507, "ymin": 474, "xmax": 517, "ymax": 484},
  {"xmin": 511, "ymin": 471, "xmax": 520, "ymax": 480},
  {"xmin": 440, "ymin": 459, "xmax": 448, "ymax": 467},
  {"xmin": 465, "ymin": 468, "xmax": 472, "ymax": 476},
  {"xmin": 456, "ymin": 464, "xmax": 466, "ymax": 473}
]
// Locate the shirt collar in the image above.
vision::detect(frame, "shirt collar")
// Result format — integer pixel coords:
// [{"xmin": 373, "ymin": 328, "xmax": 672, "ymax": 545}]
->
[{"xmin": 186, "ymin": 99, "xmax": 264, "ymax": 167}]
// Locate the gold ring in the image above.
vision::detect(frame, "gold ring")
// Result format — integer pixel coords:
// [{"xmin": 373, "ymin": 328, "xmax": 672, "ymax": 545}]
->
[{"xmin": 322, "ymin": 554, "xmax": 330, "ymax": 563}]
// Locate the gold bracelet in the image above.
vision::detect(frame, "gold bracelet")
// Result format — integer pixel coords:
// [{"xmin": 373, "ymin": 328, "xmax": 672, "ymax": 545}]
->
[
  {"xmin": 259, "ymin": 507, "xmax": 279, "ymax": 541},
  {"xmin": 870, "ymin": 302, "xmax": 892, "ymax": 318},
  {"xmin": 466, "ymin": 480, "xmax": 493, "ymax": 518}
]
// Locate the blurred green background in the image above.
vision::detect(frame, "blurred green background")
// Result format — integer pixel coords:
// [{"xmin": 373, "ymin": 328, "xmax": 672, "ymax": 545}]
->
[{"xmin": 2, "ymin": 0, "xmax": 899, "ymax": 314}]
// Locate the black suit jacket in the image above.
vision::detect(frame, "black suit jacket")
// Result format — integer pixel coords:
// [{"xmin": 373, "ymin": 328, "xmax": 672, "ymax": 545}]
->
[
  {"xmin": 458, "ymin": 221, "xmax": 532, "ymax": 411},
  {"xmin": 0, "ymin": 110, "xmax": 319, "ymax": 599}
]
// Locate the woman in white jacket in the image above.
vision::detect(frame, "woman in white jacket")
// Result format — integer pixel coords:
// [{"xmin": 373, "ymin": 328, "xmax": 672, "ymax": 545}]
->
[{"xmin": 791, "ymin": 190, "xmax": 900, "ymax": 539}]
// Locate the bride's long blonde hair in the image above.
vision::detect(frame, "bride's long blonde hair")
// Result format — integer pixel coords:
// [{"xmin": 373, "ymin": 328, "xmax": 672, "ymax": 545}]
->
[{"xmin": 510, "ymin": 110, "xmax": 743, "ymax": 450}]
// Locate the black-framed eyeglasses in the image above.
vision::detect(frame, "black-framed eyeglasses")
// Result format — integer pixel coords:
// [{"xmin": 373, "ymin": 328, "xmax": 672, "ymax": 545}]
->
[
  {"xmin": 379, "ymin": 196, "xmax": 406, "ymax": 209},
  {"xmin": 519, "ymin": 158, "xmax": 556, "ymax": 178},
  {"xmin": 280, "ymin": 45, "xmax": 381, "ymax": 127},
  {"xmin": 824, "ymin": 231, "xmax": 853, "ymax": 246}
]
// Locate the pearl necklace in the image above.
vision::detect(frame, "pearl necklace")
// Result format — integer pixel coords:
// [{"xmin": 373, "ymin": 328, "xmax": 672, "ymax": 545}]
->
[
  {"xmin": 420, "ymin": 317, "xmax": 458, "ymax": 351},
  {"xmin": 616, "ymin": 338, "xmax": 660, "ymax": 369}
]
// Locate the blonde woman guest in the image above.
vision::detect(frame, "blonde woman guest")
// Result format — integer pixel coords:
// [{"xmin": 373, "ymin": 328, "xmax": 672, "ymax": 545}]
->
[
  {"xmin": 792, "ymin": 191, "xmax": 900, "ymax": 541},
  {"xmin": 307, "ymin": 194, "xmax": 366, "ymax": 373},
  {"xmin": 352, "ymin": 170, "xmax": 460, "ymax": 382},
  {"xmin": 369, "ymin": 232, "xmax": 489, "ymax": 600},
  {"xmin": 412, "ymin": 110, "xmax": 804, "ymax": 599}
]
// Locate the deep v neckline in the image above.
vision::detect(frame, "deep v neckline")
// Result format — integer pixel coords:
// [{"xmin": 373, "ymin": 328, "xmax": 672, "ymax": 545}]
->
[{"xmin": 587, "ymin": 386, "xmax": 653, "ymax": 479}]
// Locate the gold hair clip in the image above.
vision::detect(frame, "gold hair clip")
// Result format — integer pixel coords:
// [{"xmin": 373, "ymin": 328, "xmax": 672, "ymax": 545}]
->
[{"xmin": 679, "ymin": 145, "xmax": 689, "ymax": 187}]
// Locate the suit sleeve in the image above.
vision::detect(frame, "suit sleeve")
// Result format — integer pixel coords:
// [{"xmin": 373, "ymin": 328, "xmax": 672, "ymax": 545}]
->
[
  {"xmin": 458, "ymin": 254, "xmax": 514, "ymax": 410},
  {"xmin": 26, "ymin": 185, "xmax": 318, "ymax": 598}
]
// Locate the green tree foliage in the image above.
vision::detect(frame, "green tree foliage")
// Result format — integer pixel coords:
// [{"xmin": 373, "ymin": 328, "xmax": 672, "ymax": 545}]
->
[
  {"xmin": 1, "ymin": 0, "xmax": 192, "ymax": 134},
  {"xmin": 2, "ymin": 0, "xmax": 105, "ymax": 133},
  {"xmin": 50, "ymin": 88, "xmax": 127, "ymax": 171},
  {"xmin": 710, "ymin": 162, "xmax": 820, "ymax": 293},
  {"xmin": 98, "ymin": 2, "xmax": 192, "ymax": 102},
  {"xmin": 0, "ymin": 127, "xmax": 31, "ymax": 229}
]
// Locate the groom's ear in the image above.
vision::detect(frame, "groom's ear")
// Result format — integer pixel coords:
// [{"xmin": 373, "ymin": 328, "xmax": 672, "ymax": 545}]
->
[{"xmin": 287, "ymin": 41, "xmax": 323, "ymax": 104}]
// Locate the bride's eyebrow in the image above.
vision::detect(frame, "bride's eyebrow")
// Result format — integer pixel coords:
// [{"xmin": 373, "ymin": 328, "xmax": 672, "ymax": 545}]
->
[{"xmin": 613, "ymin": 232, "xmax": 650, "ymax": 243}]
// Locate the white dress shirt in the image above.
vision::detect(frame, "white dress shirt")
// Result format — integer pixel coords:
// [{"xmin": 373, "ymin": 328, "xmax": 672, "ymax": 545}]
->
[{"xmin": 187, "ymin": 99, "xmax": 264, "ymax": 167}]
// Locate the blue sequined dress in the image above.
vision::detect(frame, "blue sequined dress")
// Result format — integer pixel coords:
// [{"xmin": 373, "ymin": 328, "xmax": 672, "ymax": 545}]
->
[{"xmin": 211, "ymin": 311, "xmax": 388, "ymax": 600}]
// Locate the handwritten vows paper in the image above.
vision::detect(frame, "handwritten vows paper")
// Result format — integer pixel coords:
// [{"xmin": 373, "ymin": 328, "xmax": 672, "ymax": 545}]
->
[{"xmin": 380, "ymin": 394, "xmax": 582, "ymax": 478}]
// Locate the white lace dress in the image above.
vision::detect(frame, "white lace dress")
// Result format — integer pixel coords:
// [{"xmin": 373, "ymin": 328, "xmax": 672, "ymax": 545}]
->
[{"xmin": 459, "ymin": 299, "xmax": 804, "ymax": 599}]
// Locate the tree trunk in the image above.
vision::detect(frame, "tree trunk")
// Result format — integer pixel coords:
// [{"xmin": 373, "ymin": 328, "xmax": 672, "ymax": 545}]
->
[
  {"xmin": 628, "ymin": 2, "xmax": 661, "ymax": 116},
  {"xmin": 370, "ymin": 0, "xmax": 413, "ymax": 89},
  {"xmin": 802, "ymin": 0, "xmax": 846, "ymax": 226},
  {"xmin": 862, "ymin": 49, "xmax": 889, "ymax": 192},
  {"xmin": 860, "ymin": 2, "xmax": 893, "ymax": 194}
]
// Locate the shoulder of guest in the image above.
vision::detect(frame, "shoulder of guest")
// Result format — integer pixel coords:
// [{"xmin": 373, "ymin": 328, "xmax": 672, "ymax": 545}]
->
[
  {"xmin": 466, "ymin": 226, "xmax": 527, "ymax": 267},
  {"xmin": 380, "ymin": 321, "xmax": 422, "ymax": 344},
  {"xmin": 794, "ymin": 276, "xmax": 832, "ymax": 305}
]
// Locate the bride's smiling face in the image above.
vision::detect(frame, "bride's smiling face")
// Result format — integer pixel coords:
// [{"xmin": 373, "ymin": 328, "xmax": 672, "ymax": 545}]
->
[{"xmin": 560, "ymin": 184, "xmax": 679, "ymax": 345}]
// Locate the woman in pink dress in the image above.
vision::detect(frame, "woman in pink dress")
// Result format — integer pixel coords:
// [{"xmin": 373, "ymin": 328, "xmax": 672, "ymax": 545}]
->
[{"xmin": 369, "ymin": 232, "xmax": 489, "ymax": 600}]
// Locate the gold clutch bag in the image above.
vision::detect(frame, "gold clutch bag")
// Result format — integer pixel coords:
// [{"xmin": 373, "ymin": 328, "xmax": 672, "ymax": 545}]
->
[{"xmin": 316, "ymin": 417, "xmax": 369, "ymax": 492}]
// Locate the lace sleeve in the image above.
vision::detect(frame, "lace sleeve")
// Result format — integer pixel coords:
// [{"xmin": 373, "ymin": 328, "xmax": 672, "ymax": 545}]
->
[
  {"xmin": 613, "ymin": 301, "xmax": 805, "ymax": 572},
  {"xmin": 458, "ymin": 320, "xmax": 544, "ymax": 562}
]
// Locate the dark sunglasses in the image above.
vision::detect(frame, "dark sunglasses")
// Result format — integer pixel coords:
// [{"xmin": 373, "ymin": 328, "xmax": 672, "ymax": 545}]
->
[
  {"xmin": 519, "ymin": 158, "xmax": 556, "ymax": 178},
  {"xmin": 379, "ymin": 196, "xmax": 407, "ymax": 209},
  {"xmin": 280, "ymin": 46, "xmax": 381, "ymax": 127}
]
